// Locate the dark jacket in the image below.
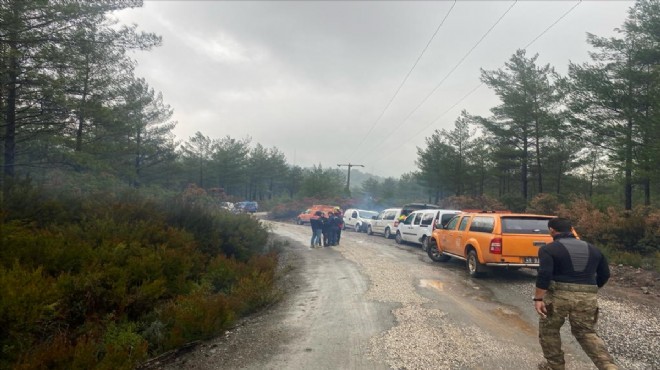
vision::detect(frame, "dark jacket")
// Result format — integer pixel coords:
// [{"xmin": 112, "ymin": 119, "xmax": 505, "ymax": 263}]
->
[
  {"xmin": 536, "ymin": 233, "xmax": 610, "ymax": 290},
  {"xmin": 310, "ymin": 216, "xmax": 323, "ymax": 231}
]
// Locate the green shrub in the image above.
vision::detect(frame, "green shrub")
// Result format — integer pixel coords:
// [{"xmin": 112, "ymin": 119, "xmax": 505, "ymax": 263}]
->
[
  {"xmin": 527, "ymin": 193, "xmax": 560, "ymax": 215},
  {"xmin": 0, "ymin": 184, "xmax": 279, "ymax": 369},
  {"xmin": 159, "ymin": 290, "xmax": 235, "ymax": 350}
]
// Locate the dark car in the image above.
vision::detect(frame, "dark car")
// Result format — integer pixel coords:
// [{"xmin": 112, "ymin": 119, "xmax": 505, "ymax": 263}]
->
[
  {"xmin": 236, "ymin": 201, "xmax": 258, "ymax": 213},
  {"xmin": 401, "ymin": 203, "xmax": 440, "ymax": 219}
]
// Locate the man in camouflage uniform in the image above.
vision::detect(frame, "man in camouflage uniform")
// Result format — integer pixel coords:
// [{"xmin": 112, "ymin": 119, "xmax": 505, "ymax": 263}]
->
[{"xmin": 534, "ymin": 218, "xmax": 618, "ymax": 370}]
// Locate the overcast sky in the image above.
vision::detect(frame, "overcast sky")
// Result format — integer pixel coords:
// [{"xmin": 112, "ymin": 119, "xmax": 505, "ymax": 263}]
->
[{"xmin": 115, "ymin": 0, "xmax": 634, "ymax": 178}]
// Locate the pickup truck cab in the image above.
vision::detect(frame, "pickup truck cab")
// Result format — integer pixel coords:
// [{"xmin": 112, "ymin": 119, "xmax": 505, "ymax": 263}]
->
[{"xmin": 428, "ymin": 212, "xmax": 558, "ymax": 277}]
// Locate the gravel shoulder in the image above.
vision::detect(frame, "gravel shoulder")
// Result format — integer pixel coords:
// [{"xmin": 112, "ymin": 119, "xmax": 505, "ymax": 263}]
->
[{"xmin": 149, "ymin": 220, "xmax": 660, "ymax": 370}]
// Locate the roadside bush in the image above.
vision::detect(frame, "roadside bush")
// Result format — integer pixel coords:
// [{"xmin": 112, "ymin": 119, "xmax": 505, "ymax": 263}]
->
[
  {"xmin": 438, "ymin": 195, "xmax": 505, "ymax": 211},
  {"xmin": 527, "ymin": 193, "xmax": 560, "ymax": 215},
  {"xmin": 0, "ymin": 184, "xmax": 279, "ymax": 369},
  {"xmin": 556, "ymin": 197, "xmax": 659, "ymax": 269}
]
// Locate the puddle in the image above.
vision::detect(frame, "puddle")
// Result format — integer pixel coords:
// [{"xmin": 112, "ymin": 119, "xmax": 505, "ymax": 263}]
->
[
  {"xmin": 419, "ymin": 279, "xmax": 444, "ymax": 291},
  {"xmin": 492, "ymin": 307, "xmax": 536, "ymax": 335}
]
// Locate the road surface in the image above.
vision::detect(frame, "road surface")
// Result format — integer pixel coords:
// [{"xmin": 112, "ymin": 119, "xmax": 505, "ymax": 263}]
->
[{"xmin": 159, "ymin": 220, "xmax": 659, "ymax": 370}]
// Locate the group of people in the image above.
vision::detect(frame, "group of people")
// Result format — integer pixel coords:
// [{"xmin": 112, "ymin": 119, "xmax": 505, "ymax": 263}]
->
[{"xmin": 309, "ymin": 209, "xmax": 343, "ymax": 248}]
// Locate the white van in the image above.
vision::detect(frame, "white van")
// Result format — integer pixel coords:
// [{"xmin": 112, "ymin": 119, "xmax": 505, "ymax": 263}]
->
[
  {"xmin": 343, "ymin": 209, "xmax": 379, "ymax": 232},
  {"xmin": 395, "ymin": 209, "xmax": 461, "ymax": 250},
  {"xmin": 368, "ymin": 208, "xmax": 403, "ymax": 239}
]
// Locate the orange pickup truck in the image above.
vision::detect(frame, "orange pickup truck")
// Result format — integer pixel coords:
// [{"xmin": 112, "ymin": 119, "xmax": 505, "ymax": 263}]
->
[
  {"xmin": 428, "ymin": 212, "xmax": 558, "ymax": 277},
  {"xmin": 296, "ymin": 205, "xmax": 339, "ymax": 225}
]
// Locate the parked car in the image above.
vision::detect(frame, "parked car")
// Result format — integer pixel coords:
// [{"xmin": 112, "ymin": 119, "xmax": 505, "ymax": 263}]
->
[
  {"xmin": 236, "ymin": 201, "xmax": 258, "ymax": 213},
  {"xmin": 394, "ymin": 209, "xmax": 460, "ymax": 250},
  {"xmin": 343, "ymin": 209, "xmax": 379, "ymax": 232},
  {"xmin": 296, "ymin": 205, "xmax": 339, "ymax": 225},
  {"xmin": 400, "ymin": 203, "xmax": 441, "ymax": 218},
  {"xmin": 428, "ymin": 212, "xmax": 561, "ymax": 277},
  {"xmin": 219, "ymin": 202, "xmax": 235, "ymax": 212},
  {"xmin": 368, "ymin": 208, "xmax": 403, "ymax": 239}
]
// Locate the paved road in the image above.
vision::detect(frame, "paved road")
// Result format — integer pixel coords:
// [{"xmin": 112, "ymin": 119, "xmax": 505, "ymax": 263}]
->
[{"xmin": 162, "ymin": 220, "xmax": 658, "ymax": 370}]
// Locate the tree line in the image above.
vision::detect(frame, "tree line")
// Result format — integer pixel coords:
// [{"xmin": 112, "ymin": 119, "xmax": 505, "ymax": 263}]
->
[
  {"xmin": 416, "ymin": 1, "xmax": 660, "ymax": 211},
  {"xmin": 2, "ymin": 0, "xmax": 659, "ymax": 211},
  {"xmin": 0, "ymin": 0, "xmax": 354, "ymax": 203}
]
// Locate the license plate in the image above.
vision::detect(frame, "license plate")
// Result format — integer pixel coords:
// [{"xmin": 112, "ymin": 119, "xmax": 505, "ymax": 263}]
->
[{"xmin": 524, "ymin": 257, "xmax": 539, "ymax": 264}]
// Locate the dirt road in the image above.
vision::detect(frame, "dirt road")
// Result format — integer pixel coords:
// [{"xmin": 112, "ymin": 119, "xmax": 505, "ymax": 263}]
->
[{"xmin": 159, "ymin": 221, "xmax": 659, "ymax": 370}]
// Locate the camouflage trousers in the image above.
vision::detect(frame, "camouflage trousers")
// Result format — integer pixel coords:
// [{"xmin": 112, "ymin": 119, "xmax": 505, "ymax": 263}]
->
[{"xmin": 539, "ymin": 283, "xmax": 618, "ymax": 370}]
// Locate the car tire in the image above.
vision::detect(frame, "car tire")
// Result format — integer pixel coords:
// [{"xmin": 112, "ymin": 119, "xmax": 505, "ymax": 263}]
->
[
  {"xmin": 467, "ymin": 250, "xmax": 486, "ymax": 278},
  {"xmin": 421, "ymin": 236, "xmax": 429, "ymax": 251},
  {"xmin": 354, "ymin": 223, "xmax": 360, "ymax": 232},
  {"xmin": 296, "ymin": 218, "xmax": 303, "ymax": 225},
  {"xmin": 395, "ymin": 231, "xmax": 403, "ymax": 244},
  {"xmin": 367, "ymin": 225, "xmax": 373, "ymax": 235},
  {"xmin": 427, "ymin": 240, "xmax": 450, "ymax": 262},
  {"xmin": 384, "ymin": 227, "xmax": 392, "ymax": 239}
]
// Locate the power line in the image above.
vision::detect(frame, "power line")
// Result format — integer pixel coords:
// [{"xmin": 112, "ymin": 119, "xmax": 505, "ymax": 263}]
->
[
  {"xmin": 367, "ymin": 0, "xmax": 583, "ymax": 175},
  {"xmin": 523, "ymin": 0, "xmax": 582, "ymax": 50},
  {"xmin": 360, "ymin": 0, "xmax": 518, "ymax": 163},
  {"xmin": 351, "ymin": 1, "xmax": 457, "ymax": 157}
]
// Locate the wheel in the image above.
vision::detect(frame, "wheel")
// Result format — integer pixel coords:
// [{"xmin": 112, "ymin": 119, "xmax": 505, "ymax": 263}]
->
[
  {"xmin": 296, "ymin": 218, "xmax": 303, "ymax": 225},
  {"xmin": 421, "ymin": 236, "xmax": 429, "ymax": 251},
  {"xmin": 467, "ymin": 250, "xmax": 486, "ymax": 278},
  {"xmin": 354, "ymin": 223, "xmax": 361, "ymax": 232},
  {"xmin": 384, "ymin": 227, "xmax": 392, "ymax": 239},
  {"xmin": 395, "ymin": 231, "xmax": 403, "ymax": 244},
  {"xmin": 427, "ymin": 240, "xmax": 450, "ymax": 262},
  {"xmin": 367, "ymin": 225, "xmax": 373, "ymax": 235}
]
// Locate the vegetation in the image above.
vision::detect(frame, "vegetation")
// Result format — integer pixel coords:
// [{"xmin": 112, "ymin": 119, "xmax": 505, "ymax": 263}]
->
[
  {"xmin": 0, "ymin": 183, "xmax": 278, "ymax": 369},
  {"xmin": 0, "ymin": 0, "xmax": 659, "ymax": 367},
  {"xmin": 413, "ymin": 1, "xmax": 660, "ymax": 268}
]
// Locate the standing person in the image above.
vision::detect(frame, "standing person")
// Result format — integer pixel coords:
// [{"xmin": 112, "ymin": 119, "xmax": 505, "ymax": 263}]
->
[
  {"xmin": 534, "ymin": 218, "xmax": 618, "ymax": 370},
  {"xmin": 335, "ymin": 209, "xmax": 344, "ymax": 245},
  {"xmin": 321, "ymin": 212, "xmax": 331, "ymax": 247},
  {"xmin": 329, "ymin": 211, "xmax": 341, "ymax": 246},
  {"xmin": 310, "ymin": 211, "xmax": 323, "ymax": 248}
]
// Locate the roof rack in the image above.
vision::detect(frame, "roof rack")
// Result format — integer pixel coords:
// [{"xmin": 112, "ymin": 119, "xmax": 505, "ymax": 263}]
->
[{"xmin": 461, "ymin": 209, "xmax": 512, "ymax": 214}]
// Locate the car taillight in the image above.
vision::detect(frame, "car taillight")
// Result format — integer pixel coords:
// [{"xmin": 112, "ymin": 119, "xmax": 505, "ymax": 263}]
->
[
  {"xmin": 489, "ymin": 237, "xmax": 502, "ymax": 254},
  {"xmin": 394, "ymin": 220, "xmax": 400, "ymax": 227}
]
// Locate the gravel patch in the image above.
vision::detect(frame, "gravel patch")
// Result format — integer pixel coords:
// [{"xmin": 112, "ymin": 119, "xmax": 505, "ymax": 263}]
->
[
  {"xmin": 368, "ymin": 304, "xmax": 540, "ymax": 370},
  {"xmin": 335, "ymin": 243, "xmax": 546, "ymax": 369},
  {"xmin": 335, "ymin": 241, "xmax": 660, "ymax": 370},
  {"xmin": 598, "ymin": 298, "xmax": 660, "ymax": 369},
  {"xmin": 337, "ymin": 243, "xmax": 429, "ymax": 304}
]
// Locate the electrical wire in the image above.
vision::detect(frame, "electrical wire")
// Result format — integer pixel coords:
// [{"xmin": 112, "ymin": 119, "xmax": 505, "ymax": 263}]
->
[
  {"xmin": 359, "ymin": 0, "xmax": 518, "ymax": 163},
  {"xmin": 349, "ymin": 1, "xmax": 457, "ymax": 160},
  {"xmin": 523, "ymin": 0, "xmax": 582, "ymax": 50},
  {"xmin": 367, "ymin": 0, "xmax": 583, "ymax": 175}
]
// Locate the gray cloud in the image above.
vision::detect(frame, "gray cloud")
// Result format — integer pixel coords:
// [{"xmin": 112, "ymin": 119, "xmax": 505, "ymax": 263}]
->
[{"xmin": 115, "ymin": 0, "xmax": 633, "ymax": 177}]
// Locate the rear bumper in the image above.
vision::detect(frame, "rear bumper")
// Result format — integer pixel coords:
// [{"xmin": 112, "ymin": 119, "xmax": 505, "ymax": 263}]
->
[{"xmin": 485, "ymin": 262, "xmax": 539, "ymax": 268}]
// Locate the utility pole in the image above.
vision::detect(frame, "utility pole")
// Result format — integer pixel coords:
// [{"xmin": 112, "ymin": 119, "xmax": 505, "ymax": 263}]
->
[{"xmin": 337, "ymin": 163, "xmax": 364, "ymax": 195}]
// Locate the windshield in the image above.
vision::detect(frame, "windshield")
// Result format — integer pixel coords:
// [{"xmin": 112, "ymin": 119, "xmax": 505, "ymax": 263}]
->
[
  {"xmin": 360, "ymin": 211, "xmax": 378, "ymax": 218},
  {"xmin": 501, "ymin": 217, "xmax": 552, "ymax": 234}
]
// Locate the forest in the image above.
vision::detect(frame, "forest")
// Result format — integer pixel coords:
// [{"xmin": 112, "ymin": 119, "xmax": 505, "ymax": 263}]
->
[{"xmin": 0, "ymin": 0, "xmax": 658, "ymax": 368}]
